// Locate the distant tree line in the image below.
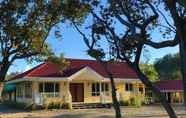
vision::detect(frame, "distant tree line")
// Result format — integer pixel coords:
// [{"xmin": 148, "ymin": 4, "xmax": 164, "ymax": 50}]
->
[{"xmin": 141, "ymin": 53, "xmax": 181, "ymax": 81}]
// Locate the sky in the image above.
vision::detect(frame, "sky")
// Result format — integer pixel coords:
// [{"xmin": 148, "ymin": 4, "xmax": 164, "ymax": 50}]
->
[
  {"xmin": 7, "ymin": 4, "xmax": 179, "ymax": 74},
  {"xmin": 8, "ymin": 23, "xmax": 178, "ymax": 74}
]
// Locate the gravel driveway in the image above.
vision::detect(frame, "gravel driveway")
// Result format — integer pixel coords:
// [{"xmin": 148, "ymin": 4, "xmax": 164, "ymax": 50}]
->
[{"xmin": 0, "ymin": 104, "xmax": 186, "ymax": 118}]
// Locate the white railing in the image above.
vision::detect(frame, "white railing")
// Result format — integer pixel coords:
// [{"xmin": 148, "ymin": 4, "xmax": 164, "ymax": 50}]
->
[{"xmin": 40, "ymin": 92, "xmax": 60, "ymax": 98}]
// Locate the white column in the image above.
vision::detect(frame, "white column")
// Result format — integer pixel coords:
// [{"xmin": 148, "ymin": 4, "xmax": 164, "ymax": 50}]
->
[
  {"xmin": 54, "ymin": 83, "xmax": 56, "ymax": 97},
  {"xmin": 23, "ymin": 83, "xmax": 25, "ymax": 100},
  {"xmin": 32, "ymin": 82, "xmax": 39, "ymax": 104},
  {"xmin": 100, "ymin": 82, "xmax": 105, "ymax": 104}
]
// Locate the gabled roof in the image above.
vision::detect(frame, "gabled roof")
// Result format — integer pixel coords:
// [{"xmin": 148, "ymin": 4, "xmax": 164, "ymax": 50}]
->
[
  {"xmin": 12, "ymin": 58, "xmax": 138, "ymax": 80},
  {"xmin": 155, "ymin": 80, "xmax": 183, "ymax": 92}
]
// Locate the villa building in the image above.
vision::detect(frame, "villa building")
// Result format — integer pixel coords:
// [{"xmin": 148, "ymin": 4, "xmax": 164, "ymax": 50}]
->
[
  {"xmin": 5, "ymin": 58, "xmax": 145, "ymax": 108},
  {"xmin": 155, "ymin": 80, "xmax": 184, "ymax": 103}
]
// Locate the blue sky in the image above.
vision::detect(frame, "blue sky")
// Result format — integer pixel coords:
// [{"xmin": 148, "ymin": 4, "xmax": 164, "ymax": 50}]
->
[{"xmin": 8, "ymin": 12, "xmax": 179, "ymax": 74}]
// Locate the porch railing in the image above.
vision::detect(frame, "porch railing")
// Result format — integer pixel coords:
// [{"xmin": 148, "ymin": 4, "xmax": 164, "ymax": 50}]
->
[{"xmin": 40, "ymin": 92, "xmax": 60, "ymax": 98}]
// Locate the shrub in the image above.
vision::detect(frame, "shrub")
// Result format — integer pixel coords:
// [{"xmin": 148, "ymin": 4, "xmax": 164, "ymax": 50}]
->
[
  {"xmin": 120, "ymin": 100, "xmax": 129, "ymax": 106},
  {"xmin": 130, "ymin": 97, "xmax": 141, "ymax": 107}
]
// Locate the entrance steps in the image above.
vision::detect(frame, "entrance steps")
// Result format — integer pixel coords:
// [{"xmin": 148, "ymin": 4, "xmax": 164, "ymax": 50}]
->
[{"xmin": 72, "ymin": 103, "xmax": 111, "ymax": 109}]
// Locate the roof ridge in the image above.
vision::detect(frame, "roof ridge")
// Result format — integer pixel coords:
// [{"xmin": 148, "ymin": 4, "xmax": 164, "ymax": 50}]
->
[{"xmin": 66, "ymin": 58, "xmax": 126, "ymax": 64}]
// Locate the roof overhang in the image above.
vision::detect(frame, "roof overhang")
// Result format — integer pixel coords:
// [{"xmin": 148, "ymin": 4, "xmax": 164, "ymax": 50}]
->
[
  {"xmin": 6, "ymin": 67, "xmax": 140, "ymax": 84},
  {"xmin": 160, "ymin": 90, "xmax": 183, "ymax": 92},
  {"xmin": 6, "ymin": 77, "xmax": 68, "ymax": 84},
  {"xmin": 108, "ymin": 78, "xmax": 141, "ymax": 83}
]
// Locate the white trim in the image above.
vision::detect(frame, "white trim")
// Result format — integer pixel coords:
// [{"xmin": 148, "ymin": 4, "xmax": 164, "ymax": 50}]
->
[
  {"xmin": 68, "ymin": 66, "xmax": 104, "ymax": 81},
  {"xmin": 103, "ymin": 78, "xmax": 141, "ymax": 82},
  {"xmin": 6, "ymin": 77, "xmax": 140, "ymax": 84},
  {"xmin": 6, "ymin": 77, "xmax": 68, "ymax": 84}
]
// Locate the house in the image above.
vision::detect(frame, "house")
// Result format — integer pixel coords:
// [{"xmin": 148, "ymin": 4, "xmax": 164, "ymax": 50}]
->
[
  {"xmin": 155, "ymin": 80, "xmax": 184, "ymax": 103},
  {"xmin": 5, "ymin": 58, "xmax": 145, "ymax": 108}
]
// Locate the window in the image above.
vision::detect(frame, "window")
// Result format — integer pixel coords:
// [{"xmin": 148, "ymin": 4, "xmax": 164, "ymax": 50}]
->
[
  {"xmin": 101, "ymin": 83, "xmax": 109, "ymax": 96},
  {"xmin": 39, "ymin": 83, "xmax": 44, "ymax": 93},
  {"xmin": 125, "ymin": 83, "xmax": 133, "ymax": 91},
  {"xmin": 101, "ymin": 83, "xmax": 109, "ymax": 92},
  {"xmin": 25, "ymin": 82, "xmax": 32, "ymax": 98},
  {"xmin": 16, "ymin": 84, "xmax": 23, "ymax": 98},
  {"xmin": 92, "ymin": 83, "xmax": 100, "ymax": 96},
  {"xmin": 139, "ymin": 87, "xmax": 143, "ymax": 94},
  {"xmin": 39, "ymin": 82, "xmax": 59, "ymax": 97},
  {"xmin": 45, "ymin": 83, "xmax": 55, "ymax": 92}
]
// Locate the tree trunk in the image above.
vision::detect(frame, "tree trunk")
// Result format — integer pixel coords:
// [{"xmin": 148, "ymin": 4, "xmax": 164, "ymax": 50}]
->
[
  {"xmin": 109, "ymin": 73, "xmax": 122, "ymax": 118},
  {"xmin": 179, "ymin": 39, "xmax": 186, "ymax": 108},
  {"xmin": 0, "ymin": 64, "xmax": 10, "ymax": 101},
  {"xmin": 132, "ymin": 65, "xmax": 177, "ymax": 118},
  {"xmin": 98, "ymin": 61, "xmax": 122, "ymax": 118},
  {"xmin": 0, "ymin": 82, "xmax": 4, "ymax": 102}
]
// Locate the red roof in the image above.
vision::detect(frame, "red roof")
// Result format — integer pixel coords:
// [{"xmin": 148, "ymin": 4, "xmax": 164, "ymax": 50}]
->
[
  {"xmin": 12, "ymin": 58, "xmax": 138, "ymax": 80},
  {"xmin": 155, "ymin": 80, "xmax": 183, "ymax": 92}
]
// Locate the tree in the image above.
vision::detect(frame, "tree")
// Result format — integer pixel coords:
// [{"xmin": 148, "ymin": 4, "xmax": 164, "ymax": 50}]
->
[
  {"xmin": 154, "ymin": 53, "xmax": 181, "ymax": 80},
  {"xmin": 142, "ymin": 0, "xmax": 186, "ymax": 108},
  {"xmin": 0, "ymin": 0, "xmax": 89, "ymax": 100},
  {"xmin": 73, "ymin": 0, "xmax": 177, "ymax": 117},
  {"xmin": 140, "ymin": 64, "xmax": 158, "ymax": 81},
  {"xmin": 47, "ymin": 53, "xmax": 70, "ymax": 73}
]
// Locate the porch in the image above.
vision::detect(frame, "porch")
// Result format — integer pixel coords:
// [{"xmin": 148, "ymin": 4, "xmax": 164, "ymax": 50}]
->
[{"xmin": 34, "ymin": 80, "xmax": 112, "ymax": 106}]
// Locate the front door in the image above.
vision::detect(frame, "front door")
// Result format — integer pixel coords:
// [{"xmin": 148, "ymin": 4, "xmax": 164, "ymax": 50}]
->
[{"xmin": 70, "ymin": 83, "xmax": 84, "ymax": 102}]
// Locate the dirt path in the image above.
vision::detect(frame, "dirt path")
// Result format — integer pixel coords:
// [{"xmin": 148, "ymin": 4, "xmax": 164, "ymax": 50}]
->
[{"xmin": 0, "ymin": 105, "xmax": 186, "ymax": 118}]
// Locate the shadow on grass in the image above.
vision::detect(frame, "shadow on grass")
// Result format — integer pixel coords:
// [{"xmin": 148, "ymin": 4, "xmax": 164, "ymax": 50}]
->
[{"xmin": 0, "ymin": 103, "xmax": 28, "ymax": 114}]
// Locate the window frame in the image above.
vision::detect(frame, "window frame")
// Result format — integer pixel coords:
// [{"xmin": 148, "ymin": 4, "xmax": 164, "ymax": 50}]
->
[
  {"xmin": 101, "ymin": 83, "xmax": 109, "ymax": 96},
  {"xmin": 39, "ymin": 82, "xmax": 60, "ymax": 97},
  {"xmin": 92, "ymin": 83, "xmax": 100, "ymax": 96},
  {"xmin": 125, "ymin": 83, "xmax": 133, "ymax": 91},
  {"xmin": 25, "ymin": 82, "xmax": 32, "ymax": 98},
  {"xmin": 16, "ymin": 84, "xmax": 23, "ymax": 98}
]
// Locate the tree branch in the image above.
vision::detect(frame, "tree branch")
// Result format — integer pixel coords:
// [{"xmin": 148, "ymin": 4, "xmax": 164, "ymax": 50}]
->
[
  {"xmin": 145, "ymin": 37, "xmax": 178, "ymax": 49},
  {"xmin": 72, "ymin": 22, "xmax": 91, "ymax": 49}
]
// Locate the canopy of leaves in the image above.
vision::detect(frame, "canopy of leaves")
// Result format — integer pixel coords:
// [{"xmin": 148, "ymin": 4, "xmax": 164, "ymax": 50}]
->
[
  {"xmin": 0, "ymin": 0, "xmax": 89, "ymax": 63},
  {"xmin": 140, "ymin": 64, "xmax": 158, "ymax": 81},
  {"xmin": 47, "ymin": 53, "xmax": 70, "ymax": 73},
  {"xmin": 154, "ymin": 53, "xmax": 181, "ymax": 80},
  {"xmin": 0, "ymin": 0, "xmax": 90, "ymax": 81}
]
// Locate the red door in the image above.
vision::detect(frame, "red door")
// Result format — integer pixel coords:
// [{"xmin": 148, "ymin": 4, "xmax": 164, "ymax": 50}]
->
[{"xmin": 70, "ymin": 83, "xmax": 84, "ymax": 102}]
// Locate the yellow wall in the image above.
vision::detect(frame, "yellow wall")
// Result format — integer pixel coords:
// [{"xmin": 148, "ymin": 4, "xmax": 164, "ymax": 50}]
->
[
  {"xmin": 15, "ymin": 80, "xmax": 145, "ymax": 105},
  {"xmin": 115, "ymin": 82, "xmax": 145, "ymax": 102},
  {"xmin": 83, "ymin": 81, "xmax": 112, "ymax": 103}
]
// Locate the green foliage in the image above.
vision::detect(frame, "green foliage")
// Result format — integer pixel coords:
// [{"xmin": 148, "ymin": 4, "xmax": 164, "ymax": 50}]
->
[
  {"xmin": 154, "ymin": 53, "xmax": 181, "ymax": 80},
  {"xmin": 47, "ymin": 53, "xmax": 70, "ymax": 73},
  {"xmin": 140, "ymin": 64, "xmax": 158, "ymax": 81},
  {"xmin": 119, "ymin": 100, "xmax": 129, "ymax": 106},
  {"xmin": 119, "ymin": 97, "xmax": 141, "ymax": 107},
  {"xmin": 179, "ymin": 0, "xmax": 186, "ymax": 8},
  {"xmin": 45, "ymin": 102, "xmax": 69, "ymax": 109},
  {"xmin": 87, "ymin": 49, "xmax": 105, "ymax": 59},
  {"xmin": 0, "ymin": 0, "xmax": 89, "ymax": 81},
  {"xmin": 61, "ymin": 1, "xmax": 90, "ymax": 23},
  {"xmin": 130, "ymin": 97, "xmax": 141, "ymax": 108}
]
